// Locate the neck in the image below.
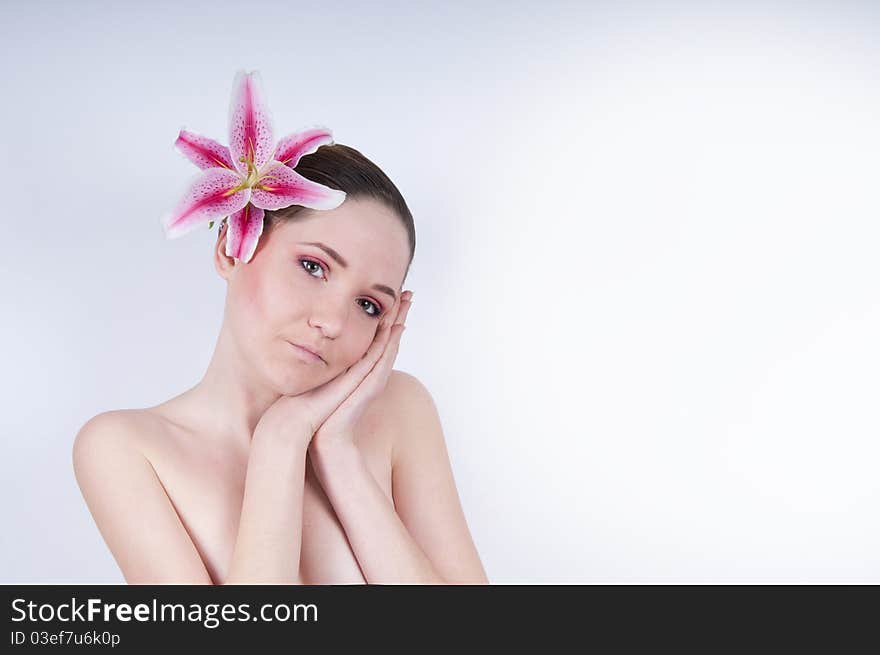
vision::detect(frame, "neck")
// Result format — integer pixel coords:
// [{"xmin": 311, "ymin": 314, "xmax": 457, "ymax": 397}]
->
[{"xmin": 170, "ymin": 321, "xmax": 281, "ymax": 448}]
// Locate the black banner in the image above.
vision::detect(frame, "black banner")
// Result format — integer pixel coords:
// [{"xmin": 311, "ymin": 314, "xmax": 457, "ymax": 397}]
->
[{"xmin": 2, "ymin": 585, "xmax": 877, "ymax": 650}]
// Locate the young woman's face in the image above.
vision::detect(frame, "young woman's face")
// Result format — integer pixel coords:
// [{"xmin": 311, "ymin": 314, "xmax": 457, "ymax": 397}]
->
[{"xmin": 218, "ymin": 196, "xmax": 411, "ymax": 395}]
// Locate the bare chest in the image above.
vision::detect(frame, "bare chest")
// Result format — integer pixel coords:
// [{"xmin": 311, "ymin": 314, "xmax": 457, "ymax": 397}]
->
[{"xmin": 141, "ymin": 428, "xmax": 393, "ymax": 585}]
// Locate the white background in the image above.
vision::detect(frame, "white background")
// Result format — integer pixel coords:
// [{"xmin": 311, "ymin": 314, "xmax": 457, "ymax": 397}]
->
[{"xmin": 2, "ymin": 0, "xmax": 879, "ymax": 583}]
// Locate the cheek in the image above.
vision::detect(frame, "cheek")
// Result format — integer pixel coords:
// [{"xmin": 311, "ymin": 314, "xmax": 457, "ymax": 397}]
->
[
  {"xmin": 233, "ymin": 268, "xmax": 270, "ymax": 324},
  {"xmin": 320, "ymin": 329, "xmax": 376, "ymax": 376},
  {"xmin": 228, "ymin": 265, "xmax": 289, "ymax": 353},
  {"xmin": 238, "ymin": 259, "xmax": 306, "ymax": 321},
  {"xmin": 342, "ymin": 328, "xmax": 379, "ymax": 365}
]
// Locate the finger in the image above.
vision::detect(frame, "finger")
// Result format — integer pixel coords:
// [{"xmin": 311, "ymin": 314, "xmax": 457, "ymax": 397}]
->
[
  {"xmin": 355, "ymin": 291, "xmax": 412, "ymax": 378},
  {"xmin": 334, "ymin": 291, "xmax": 412, "ymax": 389},
  {"xmin": 349, "ymin": 333, "xmax": 399, "ymax": 402},
  {"xmin": 385, "ymin": 291, "xmax": 410, "ymax": 327},
  {"xmin": 348, "ymin": 324, "xmax": 393, "ymax": 378},
  {"xmin": 316, "ymin": 320, "xmax": 400, "ymax": 422},
  {"xmin": 321, "ymin": 301, "xmax": 410, "ymax": 425},
  {"xmin": 380, "ymin": 322, "xmax": 407, "ymax": 374},
  {"xmin": 356, "ymin": 297, "xmax": 409, "ymax": 387},
  {"xmin": 377, "ymin": 294, "xmax": 397, "ymax": 331},
  {"xmin": 376, "ymin": 296, "xmax": 404, "ymax": 339},
  {"xmin": 387, "ymin": 291, "xmax": 406, "ymax": 326},
  {"xmin": 303, "ymin": 320, "xmax": 394, "ymax": 414},
  {"xmin": 395, "ymin": 295, "xmax": 413, "ymax": 326}
]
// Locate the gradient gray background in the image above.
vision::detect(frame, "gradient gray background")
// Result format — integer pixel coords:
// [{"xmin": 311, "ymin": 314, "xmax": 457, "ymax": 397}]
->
[{"xmin": 2, "ymin": 0, "xmax": 879, "ymax": 583}]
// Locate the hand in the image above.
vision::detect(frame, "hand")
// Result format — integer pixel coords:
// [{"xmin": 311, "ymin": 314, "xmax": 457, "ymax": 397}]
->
[
  {"xmin": 309, "ymin": 289, "xmax": 414, "ymax": 452},
  {"xmin": 255, "ymin": 290, "xmax": 414, "ymax": 447}
]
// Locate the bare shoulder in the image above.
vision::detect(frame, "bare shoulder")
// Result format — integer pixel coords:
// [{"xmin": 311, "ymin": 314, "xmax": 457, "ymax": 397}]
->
[
  {"xmin": 386, "ymin": 369, "xmax": 437, "ymax": 411},
  {"xmin": 352, "ymin": 370, "xmax": 437, "ymax": 460},
  {"xmin": 71, "ymin": 408, "xmax": 213, "ymax": 584},
  {"xmin": 379, "ymin": 371, "xmax": 490, "ymax": 583},
  {"xmin": 72, "ymin": 409, "xmax": 168, "ymax": 471},
  {"xmin": 379, "ymin": 370, "xmax": 444, "ymax": 466},
  {"xmin": 377, "ymin": 370, "xmax": 439, "ymax": 423}
]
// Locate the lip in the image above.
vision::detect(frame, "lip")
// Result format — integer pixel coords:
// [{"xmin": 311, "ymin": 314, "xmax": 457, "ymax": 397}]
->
[{"xmin": 287, "ymin": 341, "xmax": 325, "ymax": 364}]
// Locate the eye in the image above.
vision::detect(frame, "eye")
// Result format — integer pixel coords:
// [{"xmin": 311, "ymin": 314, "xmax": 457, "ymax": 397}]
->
[
  {"xmin": 357, "ymin": 298, "xmax": 382, "ymax": 318},
  {"xmin": 300, "ymin": 258, "xmax": 325, "ymax": 279},
  {"xmin": 299, "ymin": 258, "xmax": 383, "ymax": 319}
]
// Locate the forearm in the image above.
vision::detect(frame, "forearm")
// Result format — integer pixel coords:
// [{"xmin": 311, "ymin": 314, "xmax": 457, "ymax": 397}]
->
[
  {"xmin": 224, "ymin": 427, "xmax": 310, "ymax": 584},
  {"xmin": 309, "ymin": 439, "xmax": 446, "ymax": 584}
]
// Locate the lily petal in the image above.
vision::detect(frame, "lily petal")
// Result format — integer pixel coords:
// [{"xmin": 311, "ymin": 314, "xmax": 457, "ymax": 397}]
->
[
  {"xmin": 228, "ymin": 70, "xmax": 274, "ymax": 176},
  {"xmin": 161, "ymin": 168, "xmax": 251, "ymax": 239},
  {"xmin": 225, "ymin": 203, "xmax": 265, "ymax": 263},
  {"xmin": 273, "ymin": 126, "xmax": 335, "ymax": 168},
  {"xmin": 175, "ymin": 129, "xmax": 235, "ymax": 170},
  {"xmin": 250, "ymin": 161, "xmax": 347, "ymax": 211}
]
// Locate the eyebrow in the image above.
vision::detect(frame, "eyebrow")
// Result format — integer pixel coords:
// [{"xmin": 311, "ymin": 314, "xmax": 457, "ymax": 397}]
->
[{"xmin": 298, "ymin": 241, "xmax": 398, "ymax": 302}]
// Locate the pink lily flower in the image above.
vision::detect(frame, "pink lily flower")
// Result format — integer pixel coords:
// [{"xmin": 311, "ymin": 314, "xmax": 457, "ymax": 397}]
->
[{"xmin": 161, "ymin": 70, "xmax": 346, "ymax": 263}]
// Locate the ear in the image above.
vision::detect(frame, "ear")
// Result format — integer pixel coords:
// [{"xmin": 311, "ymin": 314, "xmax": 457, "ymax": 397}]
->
[{"xmin": 213, "ymin": 220, "xmax": 236, "ymax": 280}]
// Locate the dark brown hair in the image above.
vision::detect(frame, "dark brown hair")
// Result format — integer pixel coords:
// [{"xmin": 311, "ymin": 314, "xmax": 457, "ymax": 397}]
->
[{"xmin": 263, "ymin": 143, "xmax": 416, "ymax": 280}]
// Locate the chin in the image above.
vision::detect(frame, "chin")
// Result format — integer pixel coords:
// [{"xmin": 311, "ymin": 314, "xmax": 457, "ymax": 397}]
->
[
  {"xmin": 274, "ymin": 375, "xmax": 316, "ymax": 397},
  {"xmin": 271, "ymin": 365, "xmax": 327, "ymax": 397}
]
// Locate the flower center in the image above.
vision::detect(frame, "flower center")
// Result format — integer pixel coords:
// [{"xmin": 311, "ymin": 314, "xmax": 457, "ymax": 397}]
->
[{"xmin": 224, "ymin": 156, "xmax": 263, "ymax": 195}]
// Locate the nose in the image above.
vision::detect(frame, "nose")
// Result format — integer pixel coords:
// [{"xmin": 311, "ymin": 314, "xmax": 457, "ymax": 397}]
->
[{"xmin": 307, "ymin": 298, "xmax": 350, "ymax": 339}]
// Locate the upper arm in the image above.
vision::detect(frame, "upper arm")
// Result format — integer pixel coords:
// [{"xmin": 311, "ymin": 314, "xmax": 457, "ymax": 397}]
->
[
  {"xmin": 72, "ymin": 411, "xmax": 213, "ymax": 584},
  {"xmin": 389, "ymin": 372, "xmax": 488, "ymax": 584}
]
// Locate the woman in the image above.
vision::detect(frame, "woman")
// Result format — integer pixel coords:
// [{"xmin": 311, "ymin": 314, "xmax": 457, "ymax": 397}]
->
[{"xmin": 72, "ymin": 72, "xmax": 487, "ymax": 585}]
